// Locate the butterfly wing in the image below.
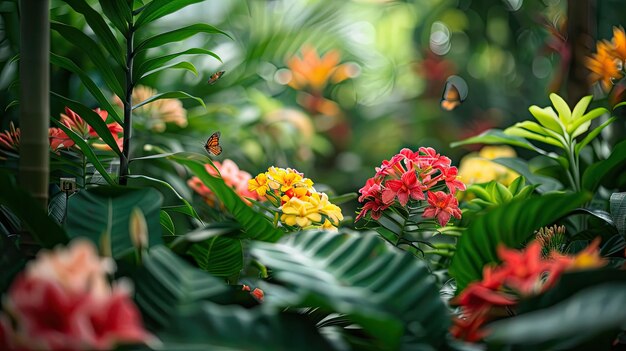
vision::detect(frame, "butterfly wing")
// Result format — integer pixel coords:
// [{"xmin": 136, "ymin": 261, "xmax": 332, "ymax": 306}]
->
[
  {"xmin": 441, "ymin": 84, "xmax": 461, "ymax": 111},
  {"xmin": 204, "ymin": 131, "xmax": 222, "ymax": 155},
  {"xmin": 208, "ymin": 70, "xmax": 225, "ymax": 85}
]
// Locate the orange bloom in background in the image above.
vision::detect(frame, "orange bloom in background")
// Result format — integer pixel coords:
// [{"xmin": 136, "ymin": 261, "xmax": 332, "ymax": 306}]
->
[
  {"xmin": 49, "ymin": 128, "xmax": 75, "ymax": 151},
  {"xmin": 585, "ymin": 40, "xmax": 623, "ymax": 92},
  {"xmin": 61, "ymin": 107, "xmax": 90, "ymax": 138},
  {"xmin": 283, "ymin": 44, "xmax": 359, "ymax": 92},
  {"xmin": 611, "ymin": 26, "xmax": 626, "ymax": 62},
  {"xmin": 188, "ymin": 159, "xmax": 259, "ymax": 206},
  {"xmin": 113, "ymin": 85, "xmax": 187, "ymax": 132},
  {"xmin": 0, "ymin": 122, "xmax": 20, "ymax": 151}
]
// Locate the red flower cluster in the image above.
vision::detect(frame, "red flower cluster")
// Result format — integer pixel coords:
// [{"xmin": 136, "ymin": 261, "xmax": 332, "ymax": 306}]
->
[
  {"xmin": 451, "ymin": 239, "xmax": 605, "ymax": 342},
  {"xmin": 356, "ymin": 147, "xmax": 465, "ymax": 226},
  {"xmin": 188, "ymin": 159, "xmax": 259, "ymax": 206}
]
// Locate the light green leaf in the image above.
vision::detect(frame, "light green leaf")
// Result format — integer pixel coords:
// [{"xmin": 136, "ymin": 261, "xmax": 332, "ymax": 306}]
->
[
  {"xmin": 567, "ymin": 107, "xmax": 609, "ymax": 134},
  {"xmin": 491, "ymin": 157, "xmax": 563, "ymax": 193},
  {"xmin": 51, "ymin": 120, "xmax": 116, "ymax": 185},
  {"xmin": 139, "ymin": 61, "xmax": 198, "ymax": 81},
  {"xmin": 62, "ymin": 0, "xmax": 125, "ymax": 67},
  {"xmin": 50, "ymin": 53, "xmax": 123, "ymax": 125},
  {"xmin": 50, "ymin": 21, "xmax": 124, "ymax": 98},
  {"xmin": 134, "ymin": 24, "xmax": 230, "ymax": 53},
  {"xmin": 528, "ymin": 105, "xmax": 565, "ymax": 134},
  {"xmin": 135, "ymin": 48, "xmax": 221, "ymax": 79},
  {"xmin": 160, "ymin": 210, "xmax": 175, "ymax": 235},
  {"xmin": 575, "ymin": 117, "xmax": 616, "ymax": 155},
  {"xmin": 450, "ymin": 129, "xmax": 544, "ymax": 153},
  {"xmin": 504, "ymin": 126, "xmax": 563, "ymax": 148},
  {"xmin": 134, "ymin": 0, "xmax": 205, "ymax": 28},
  {"xmin": 132, "ymin": 91, "xmax": 205, "ymax": 110},
  {"xmin": 66, "ymin": 186, "xmax": 163, "ymax": 258},
  {"xmin": 571, "ymin": 95, "xmax": 592, "ymax": 120},
  {"xmin": 582, "ymin": 139, "xmax": 626, "ymax": 191},
  {"xmin": 549, "ymin": 93, "xmax": 572, "ymax": 124}
]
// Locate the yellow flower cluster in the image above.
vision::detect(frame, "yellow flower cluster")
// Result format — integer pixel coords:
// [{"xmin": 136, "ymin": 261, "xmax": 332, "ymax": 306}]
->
[
  {"xmin": 248, "ymin": 167, "xmax": 343, "ymax": 230},
  {"xmin": 457, "ymin": 146, "xmax": 519, "ymax": 186}
]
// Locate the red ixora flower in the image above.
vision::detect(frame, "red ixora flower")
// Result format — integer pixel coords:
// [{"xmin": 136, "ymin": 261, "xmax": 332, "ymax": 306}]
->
[
  {"xmin": 422, "ymin": 191, "xmax": 461, "ymax": 226},
  {"xmin": 438, "ymin": 165, "xmax": 466, "ymax": 194},
  {"xmin": 382, "ymin": 170, "xmax": 425, "ymax": 206},
  {"xmin": 49, "ymin": 128, "xmax": 75, "ymax": 151},
  {"xmin": 355, "ymin": 187, "xmax": 390, "ymax": 221}
]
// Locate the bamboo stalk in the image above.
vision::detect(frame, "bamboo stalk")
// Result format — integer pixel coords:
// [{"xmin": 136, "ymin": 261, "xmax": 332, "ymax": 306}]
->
[{"xmin": 19, "ymin": 0, "xmax": 50, "ymax": 208}]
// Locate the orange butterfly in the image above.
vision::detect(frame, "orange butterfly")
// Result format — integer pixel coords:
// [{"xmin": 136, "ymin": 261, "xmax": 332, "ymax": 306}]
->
[
  {"xmin": 441, "ymin": 84, "xmax": 461, "ymax": 111},
  {"xmin": 204, "ymin": 131, "xmax": 222, "ymax": 156},
  {"xmin": 208, "ymin": 70, "xmax": 225, "ymax": 85}
]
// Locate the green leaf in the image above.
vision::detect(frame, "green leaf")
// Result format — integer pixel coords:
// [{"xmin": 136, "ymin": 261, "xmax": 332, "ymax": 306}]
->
[
  {"xmin": 50, "ymin": 21, "xmax": 124, "ymax": 98},
  {"xmin": 582, "ymin": 139, "xmax": 626, "ymax": 191},
  {"xmin": 450, "ymin": 129, "xmax": 545, "ymax": 153},
  {"xmin": 135, "ymin": 48, "xmax": 221, "ymax": 79},
  {"xmin": 158, "ymin": 302, "xmax": 335, "ymax": 350},
  {"xmin": 50, "ymin": 53, "xmax": 123, "ymax": 125},
  {"xmin": 48, "ymin": 191, "xmax": 67, "ymax": 225},
  {"xmin": 188, "ymin": 236, "xmax": 243, "ymax": 278},
  {"xmin": 613, "ymin": 101, "xmax": 626, "ymax": 111},
  {"xmin": 567, "ymin": 107, "xmax": 609, "ymax": 135},
  {"xmin": 132, "ymin": 91, "xmax": 205, "ymax": 110},
  {"xmin": 133, "ymin": 245, "xmax": 228, "ymax": 330},
  {"xmin": 0, "ymin": 171, "xmax": 68, "ymax": 248},
  {"xmin": 51, "ymin": 92, "xmax": 123, "ymax": 156},
  {"xmin": 251, "ymin": 230, "xmax": 450, "ymax": 350},
  {"xmin": 328, "ymin": 192, "xmax": 357, "ymax": 205},
  {"xmin": 61, "ymin": 0, "xmax": 125, "ymax": 67},
  {"xmin": 65, "ymin": 186, "xmax": 163, "ymax": 258},
  {"xmin": 170, "ymin": 153, "xmax": 284, "ymax": 242},
  {"xmin": 487, "ymin": 283, "xmax": 626, "ymax": 350},
  {"xmin": 528, "ymin": 105, "xmax": 564, "ymax": 134},
  {"xmin": 503, "ymin": 126, "xmax": 563, "ymax": 148},
  {"xmin": 134, "ymin": 24, "xmax": 230, "ymax": 53},
  {"xmin": 610, "ymin": 192, "xmax": 626, "ymax": 237},
  {"xmin": 98, "ymin": 0, "xmax": 130, "ymax": 34},
  {"xmin": 126, "ymin": 174, "xmax": 202, "ymax": 222},
  {"xmin": 138, "ymin": 61, "xmax": 198, "ymax": 81},
  {"xmin": 574, "ymin": 116, "xmax": 616, "ymax": 155},
  {"xmin": 548, "ymin": 93, "xmax": 572, "ymax": 124},
  {"xmin": 491, "ymin": 157, "xmax": 563, "ymax": 193},
  {"xmin": 449, "ymin": 192, "xmax": 589, "ymax": 292},
  {"xmin": 160, "ymin": 210, "xmax": 174, "ymax": 235},
  {"xmin": 51, "ymin": 121, "xmax": 116, "ymax": 185},
  {"xmin": 134, "ymin": 0, "xmax": 204, "ymax": 27}
]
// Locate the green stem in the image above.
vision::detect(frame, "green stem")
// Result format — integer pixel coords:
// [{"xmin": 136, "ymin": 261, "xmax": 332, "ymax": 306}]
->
[
  {"xmin": 422, "ymin": 249, "xmax": 454, "ymax": 257},
  {"xmin": 118, "ymin": 3, "xmax": 134, "ymax": 185}
]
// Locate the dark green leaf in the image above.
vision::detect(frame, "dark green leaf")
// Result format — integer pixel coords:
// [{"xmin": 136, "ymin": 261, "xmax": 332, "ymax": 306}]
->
[
  {"xmin": 50, "ymin": 53, "xmax": 123, "ymax": 125},
  {"xmin": 138, "ymin": 61, "xmax": 198, "ymax": 81},
  {"xmin": 134, "ymin": 24, "xmax": 230, "ymax": 53},
  {"xmin": 188, "ymin": 236, "xmax": 243, "ymax": 278},
  {"xmin": 135, "ymin": 48, "xmax": 221, "ymax": 79},
  {"xmin": 61, "ymin": 0, "xmax": 125, "ymax": 67},
  {"xmin": 582, "ymin": 139, "xmax": 626, "ymax": 191},
  {"xmin": 51, "ymin": 121, "xmax": 116, "ymax": 185},
  {"xmin": 98, "ymin": 0, "xmax": 130, "ymax": 35},
  {"xmin": 51, "ymin": 92, "xmax": 123, "ymax": 156},
  {"xmin": 160, "ymin": 210, "xmax": 175, "ymax": 235},
  {"xmin": 171, "ymin": 153, "xmax": 284, "ymax": 242},
  {"xmin": 450, "ymin": 129, "xmax": 545, "ymax": 153},
  {"xmin": 65, "ymin": 186, "xmax": 162, "ymax": 258},
  {"xmin": 50, "ymin": 21, "xmax": 124, "ymax": 98},
  {"xmin": 0, "ymin": 171, "xmax": 68, "ymax": 248},
  {"xmin": 328, "ymin": 192, "xmax": 358, "ymax": 205},
  {"xmin": 575, "ymin": 117, "xmax": 616, "ymax": 155},
  {"xmin": 48, "ymin": 191, "xmax": 67, "ymax": 225},
  {"xmin": 132, "ymin": 91, "xmax": 205, "ymax": 110},
  {"xmin": 610, "ymin": 192, "xmax": 626, "ymax": 237},
  {"xmin": 133, "ymin": 246, "xmax": 228, "ymax": 329},
  {"xmin": 491, "ymin": 157, "xmax": 563, "ymax": 193},
  {"xmin": 449, "ymin": 192, "xmax": 589, "ymax": 292},
  {"xmin": 251, "ymin": 230, "xmax": 450, "ymax": 350},
  {"xmin": 134, "ymin": 0, "xmax": 204, "ymax": 27},
  {"xmin": 487, "ymin": 283, "xmax": 626, "ymax": 349}
]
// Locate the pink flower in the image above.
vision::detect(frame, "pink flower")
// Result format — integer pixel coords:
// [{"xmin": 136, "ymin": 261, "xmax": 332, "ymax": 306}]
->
[
  {"xmin": 49, "ymin": 128, "xmax": 75, "ymax": 151},
  {"xmin": 355, "ymin": 189, "xmax": 390, "ymax": 221},
  {"xmin": 190, "ymin": 159, "xmax": 259, "ymax": 206},
  {"xmin": 438, "ymin": 166, "xmax": 466, "ymax": 194},
  {"xmin": 422, "ymin": 191, "xmax": 461, "ymax": 226},
  {"xmin": 417, "ymin": 147, "xmax": 451, "ymax": 169},
  {"xmin": 381, "ymin": 171, "xmax": 425, "ymax": 206},
  {"xmin": 358, "ymin": 177, "xmax": 381, "ymax": 202},
  {"xmin": 375, "ymin": 154, "xmax": 405, "ymax": 178},
  {"xmin": 251, "ymin": 288, "xmax": 264, "ymax": 302}
]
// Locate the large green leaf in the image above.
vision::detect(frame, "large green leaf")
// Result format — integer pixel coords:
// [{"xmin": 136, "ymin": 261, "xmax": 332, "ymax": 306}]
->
[
  {"xmin": 449, "ymin": 192, "xmax": 589, "ymax": 292},
  {"xmin": 134, "ymin": 0, "xmax": 205, "ymax": 28},
  {"xmin": 134, "ymin": 24, "xmax": 230, "ymax": 53},
  {"xmin": 51, "ymin": 120, "xmax": 116, "ymax": 185},
  {"xmin": 582, "ymin": 139, "xmax": 626, "ymax": 191},
  {"xmin": 135, "ymin": 48, "xmax": 221, "ymax": 80},
  {"xmin": 251, "ymin": 230, "xmax": 450, "ymax": 350},
  {"xmin": 98, "ymin": 0, "xmax": 130, "ymax": 35},
  {"xmin": 61, "ymin": 0, "xmax": 125, "ymax": 67},
  {"xmin": 170, "ymin": 152, "xmax": 284, "ymax": 242},
  {"xmin": 491, "ymin": 157, "xmax": 562, "ymax": 193},
  {"xmin": 0, "ymin": 171, "xmax": 68, "ymax": 248},
  {"xmin": 50, "ymin": 21, "xmax": 124, "ymax": 98},
  {"xmin": 133, "ymin": 245, "xmax": 228, "ymax": 330},
  {"xmin": 610, "ymin": 192, "xmax": 626, "ymax": 237},
  {"xmin": 138, "ymin": 61, "xmax": 198, "ymax": 81},
  {"xmin": 188, "ymin": 236, "xmax": 243, "ymax": 278},
  {"xmin": 65, "ymin": 186, "xmax": 162, "ymax": 258},
  {"xmin": 132, "ymin": 91, "xmax": 205, "ymax": 110},
  {"xmin": 487, "ymin": 283, "xmax": 626, "ymax": 350},
  {"xmin": 156, "ymin": 302, "xmax": 335, "ymax": 350},
  {"xmin": 50, "ymin": 53, "xmax": 123, "ymax": 125},
  {"xmin": 450, "ymin": 129, "xmax": 546, "ymax": 154},
  {"xmin": 51, "ymin": 93, "xmax": 123, "ymax": 156}
]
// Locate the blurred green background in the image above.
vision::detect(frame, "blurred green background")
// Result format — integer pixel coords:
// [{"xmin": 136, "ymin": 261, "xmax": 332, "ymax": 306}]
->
[{"xmin": 1, "ymin": 0, "xmax": 625, "ymax": 211}]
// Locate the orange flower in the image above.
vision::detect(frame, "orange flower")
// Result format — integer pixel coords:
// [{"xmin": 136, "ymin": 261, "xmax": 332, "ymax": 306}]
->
[
  {"xmin": 611, "ymin": 26, "xmax": 626, "ymax": 62},
  {"xmin": 585, "ymin": 41, "xmax": 623, "ymax": 91},
  {"xmin": 285, "ymin": 45, "xmax": 358, "ymax": 91},
  {"xmin": 0, "ymin": 122, "xmax": 20, "ymax": 151},
  {"xmin": 49, "ymin": 128, "xmax": 75, "ymax": 151}
]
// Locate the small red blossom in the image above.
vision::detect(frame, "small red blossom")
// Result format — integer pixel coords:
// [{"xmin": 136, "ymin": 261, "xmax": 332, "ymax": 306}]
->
[
  {"xmin": 0, "ymin": 122, "xmax": 20, "ymax": 151},
  {"xmin": 358, "ymin": 177, "xmax": 382, "ymax": 202},
  {"xmin": 356, "ymin": 189, "xmax": 390, "ymax": 221},
  {"xmin": 374, "ymin": 154, "xmax": 405, "ymax": 178},
  {"xmin": 242, "ymin": 285, "xmax": 251, "ymax": 292},
  {"xmin": 49, "ymin": 128, "xmax": 75, "ymax": 151},
  {"xmin": 251, "ymin": 288, "xmax": 264, "ymax": 302},
  {"xmin": 450, "ymin": 306, "xmax": 491, "ymax": 343},
  {"xmin": 497, "ymin": 241, "xmax": 561, "ymax": 295},
  {"xmin": 422, "ymin": 191, "xmax": 461, "ymax": 226},
  {"xmin": 439, "ymin": 166, "xmax": 466, "ymax": 194},
  {"xmin": 381, "ymin": 170, "xmax": 425, "ymax": 206},
  {"xmin": 417, "ymin": 147, "xmax": 451, "ymax": 170}
]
